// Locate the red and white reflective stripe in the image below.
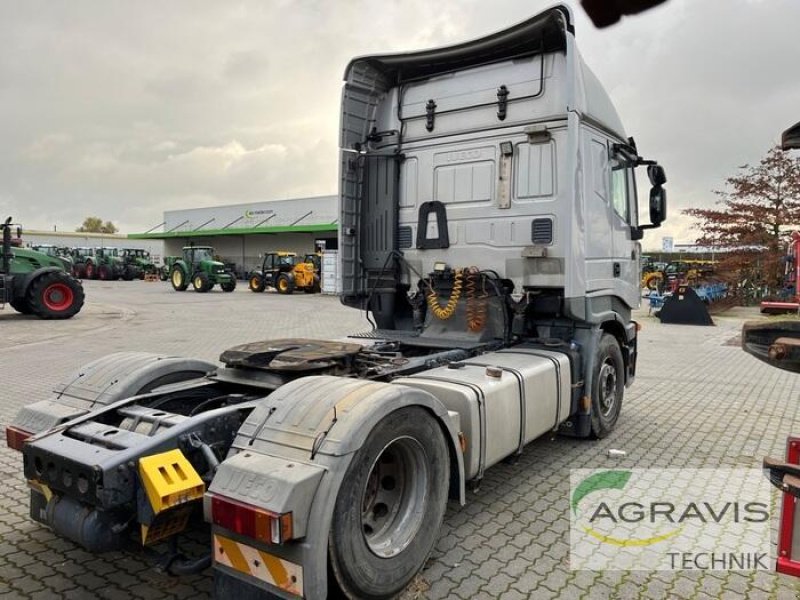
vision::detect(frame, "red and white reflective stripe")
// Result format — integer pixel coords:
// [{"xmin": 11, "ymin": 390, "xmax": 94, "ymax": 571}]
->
[{"xmin": 213, "ymin": 534, "xmax": 303, "ymax": 596}]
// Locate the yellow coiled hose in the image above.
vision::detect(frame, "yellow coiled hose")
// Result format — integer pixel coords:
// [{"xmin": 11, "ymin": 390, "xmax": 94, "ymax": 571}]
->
[{"xmin": 427, "ymin": 269, "xmax": 463, "ymax": 320}]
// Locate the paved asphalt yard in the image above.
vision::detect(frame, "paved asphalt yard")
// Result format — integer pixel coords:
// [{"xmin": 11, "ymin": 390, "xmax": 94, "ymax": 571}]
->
[{"xmin": 1, "ymin": 280, "xmax": 800, "ymax": 599}]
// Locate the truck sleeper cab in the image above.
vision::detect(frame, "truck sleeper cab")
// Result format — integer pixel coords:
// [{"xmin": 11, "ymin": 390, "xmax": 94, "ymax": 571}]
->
[{"xmin": 10, "ymin": 5, "xmax": 666, "ymax": 600}]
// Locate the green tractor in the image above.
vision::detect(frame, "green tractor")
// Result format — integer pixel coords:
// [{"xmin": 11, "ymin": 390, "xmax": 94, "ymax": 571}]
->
[
  {"xmin": 29, "ymin": 244, "xmax": 74, "ymax": 273},
  {"xmin": 159, "ymin": 256, "xmax": 178, "ymax": 281},
  {"xmin": 169, "ymin": 246, "xmax": 236, "ymax": 293},
  {"xmin": 93, "ymin": 248, "xmax": 131, "ymax": 281},
  {"xmin": 0, "ymin": 218, "xmax": 84, "ymax": 319},
  {"xmin": 70, "ymin": 247, "xmax": 97, "ymax": 279},
  {"xmin": 121, "ymin": 248, "xmax": 156, "ymax": 280}
]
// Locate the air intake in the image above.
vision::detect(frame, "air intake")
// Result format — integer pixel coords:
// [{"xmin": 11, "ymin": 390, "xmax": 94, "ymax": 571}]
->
[
  {"xmin": 531, "ymin": 218, "xmax": 553, "ymax": 245},
  {"xmin": 397, "ymin": 225, "xmax": 413, "ymax": 249}
]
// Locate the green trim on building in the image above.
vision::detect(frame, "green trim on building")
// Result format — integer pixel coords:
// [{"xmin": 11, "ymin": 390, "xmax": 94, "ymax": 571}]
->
[{"xmin": 128, "ymin": 223, "xmax": 338, "ymax": 240}]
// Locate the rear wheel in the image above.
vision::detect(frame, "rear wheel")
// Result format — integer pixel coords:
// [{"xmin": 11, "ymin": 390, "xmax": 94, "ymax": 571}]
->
[
  {"xmin": 27, "ymin": 272, "xmax": 85, "ymax": 319},
  {"xmin": 276, "ymin": 273, "xmax": 294, "ymax": 295},
  {"xmin": 248, "ymin": 274, "xmax": 265, "ymax": 293},
  {"xmin": 193, "ymin": 272, "xmax": 211, "ymax": 293},
  {"xmin": 171, "ymin": 266, "xmax": 188, "ymax": 291},
  {"xmin": 97, "ymin": 265, "xmax": 111, "ymax": 281},
  {"xmin": 329, "ymin": 406, "xmax": 449, "ymax": 600},
  {"xmin": 73, "ymin": 264, "xmax": 86, "ymax": 279},
  {"xmin": 10, "ymin": 297, "xmax": 33, "ymax": 315},
  {"xmin": 590, "ymin": 334, "xmax": 624, "ymax": 438},
  {"xmin": 85, "ymin": 262, "xmax": 96, "ymax": 280},
  {"xmin": 122, "ymin": 266, "xmax": 136, "ymax": 281}
]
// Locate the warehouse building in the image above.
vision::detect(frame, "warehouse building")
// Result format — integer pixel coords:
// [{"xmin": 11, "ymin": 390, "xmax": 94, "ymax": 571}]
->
[{"xmin": 129, "ymin": 195, "xmax": 338, "ymax": 277}]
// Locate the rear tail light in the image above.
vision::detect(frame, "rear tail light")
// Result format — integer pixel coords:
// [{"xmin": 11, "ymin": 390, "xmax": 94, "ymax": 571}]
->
[
  {"xmin": 6, "ymin": 425, "xmax": 32, "ymax": 452},
  {"xmin": 210, "ymin": 494, "xmax": 294, "ymax": 544}
]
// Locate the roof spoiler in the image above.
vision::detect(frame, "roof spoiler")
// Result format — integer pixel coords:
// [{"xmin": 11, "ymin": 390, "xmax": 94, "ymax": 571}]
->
[{"xmin": 344, "ymin": 5, "xmax": 572, "ymax": 84}]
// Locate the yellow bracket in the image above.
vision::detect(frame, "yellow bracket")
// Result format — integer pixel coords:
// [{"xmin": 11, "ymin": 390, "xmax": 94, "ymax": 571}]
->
[{"xmin": 138, "ymin": 449, "xmax": 204, "ymax": 515}]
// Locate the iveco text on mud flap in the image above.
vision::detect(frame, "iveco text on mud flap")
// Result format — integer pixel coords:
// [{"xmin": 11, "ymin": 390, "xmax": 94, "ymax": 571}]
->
[{"xmin": 9, "ymin": 5, "xmax": 666, "ymax": 599}]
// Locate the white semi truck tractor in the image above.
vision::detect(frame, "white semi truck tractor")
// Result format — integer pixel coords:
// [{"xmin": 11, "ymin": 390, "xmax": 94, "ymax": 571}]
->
[{"xmin": 7, "ymin": 5, "xmax": 666, "ymax": 599}]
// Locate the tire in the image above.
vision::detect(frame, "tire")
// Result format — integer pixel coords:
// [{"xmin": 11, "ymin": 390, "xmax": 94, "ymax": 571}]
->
[
  {"xmin": 248, "ymin": 274, "xmax": 265, "ymax": 293},
  {"xmin": 10, "ymin": 297, "xmax": 33, "ymax": 315},
  {"xmin": 27, "ymin": 272, "xmax": 85, "ymax": 319},
  {"xmin": 193, "ymin": 272, "xmax": 211, "ymax": 293},
  {"xmin": 122, "ymin": 266, "xmax": 136, "ymax": 281},
  {"xmin": 221, "ymin": 279, "xmax": 236, "ymax": 293},
  {"xmin": 276, "ymin": 273, "xmax": 294, "ymax": 295},
  {"xmin": 97, "ymin": 265, "xmax": 111, "ymax": 281},
  {"xmin": 73, "ymin": 264, "xmax": 86, "ymax": 279},
  {"xmin": 590, "ymin": 334, "xmax": 624, "ymax": 439},
  {"xmin": 329, "ymin": 406, "xmax": 449, "ymax": 600},
  {"xmin": 159, "ymin": 269, "xmax": 168, "ymax": 282},
  {"xmin": 171, "ymin": 266, "xmax": 188, "ymax": 291},
  {"xmin": 85, "ymin": 262, "xmax": 96, "ymax": 280}
]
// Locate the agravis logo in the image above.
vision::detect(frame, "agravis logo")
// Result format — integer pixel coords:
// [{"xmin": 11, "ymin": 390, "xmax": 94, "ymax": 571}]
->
[
  {"xmin": 572, "ymin": 470, "xmax": 683, "ymax": 547},
  {"xmin": 569, "ymin": 468, "xmax": 772, "ymax": 571}
]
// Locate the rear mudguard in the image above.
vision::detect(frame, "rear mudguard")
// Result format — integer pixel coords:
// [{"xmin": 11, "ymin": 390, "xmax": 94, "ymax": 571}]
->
[
  {"xmin": 11, "ymin": 352, "xmax": 216, "ymax": 436},
  {"xmin": 207, "ymin": 375, "xmax": 465, "ymax": 600},
  {"xmin": 14, "ymin": 267, "xmax": 62, "ymax": 298}
]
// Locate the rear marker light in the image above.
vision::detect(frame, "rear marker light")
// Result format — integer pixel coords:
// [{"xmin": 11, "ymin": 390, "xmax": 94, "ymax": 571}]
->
[
  {"xmin": 6, "ymin": 425, "xmax": 32, "ymax": 452},
  {"xmin": 211, "ymin": 494, "xmax": 294, "ymax": 544}
]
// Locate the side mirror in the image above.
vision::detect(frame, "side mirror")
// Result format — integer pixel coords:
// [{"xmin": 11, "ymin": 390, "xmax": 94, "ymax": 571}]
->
[
  {"xmin": 650, "ymin": 186, "xmax": 667, "ymax": 226},
  {"xmin": 647, "ymin": 164, "xmax": 667, "ymax": 187},
  {"xmin": 782, "ymin": 121, "xmax": 800, "ymax": 151}
]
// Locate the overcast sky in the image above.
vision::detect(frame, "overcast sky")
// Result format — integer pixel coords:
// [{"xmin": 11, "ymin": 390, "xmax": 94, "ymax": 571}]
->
[{"xmin": 1, "ymin": 0, "xmax": 798, "ymax": 247}]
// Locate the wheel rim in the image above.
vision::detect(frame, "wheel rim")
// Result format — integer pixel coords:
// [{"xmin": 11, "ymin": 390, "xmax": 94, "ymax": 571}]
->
[
  {"xmin": 250, "ymin": 277, "xmax": 259, "ymax": 289},
  {"xmin": 598, "ymin": 359, "xmax": 618, "ymax": 417},
  {"xmin": 172, "ymin": 270, "xmax": 182, "ymax": 286},
  {"xmin": 278, "ymin": 279, "xmax": 287, "ymax": 291},
  {"xmin": 194, "ymin": 276, "xmax": 202, "ymax": 288},
  {"xmin": 360, "ymin": 436, "xmax": 428, "ymax": 558},
  {"xmin": 42, "ymin": 283, "xmax": 74, "ymax": 311}
]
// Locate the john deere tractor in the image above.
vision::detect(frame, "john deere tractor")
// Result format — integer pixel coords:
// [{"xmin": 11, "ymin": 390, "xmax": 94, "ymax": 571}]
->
[
  {"xmin": 0, "ymin": 218, "xmax": 84, "ymax": 319},
  {"xmin": 169, "ymin": 246, "xmax": 236, "ymax": 293},
  {"xmin": 248, "ymin": 251, "xmax": 320, "ymax": 294}
]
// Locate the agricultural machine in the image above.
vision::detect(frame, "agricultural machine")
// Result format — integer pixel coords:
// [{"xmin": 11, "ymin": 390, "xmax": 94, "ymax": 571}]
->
[
  {"xmin": 6, "ymin": 7, "xmax": 667, "ymax": 599},
  {"xmin": 29, "ymin": 244, "xmax": 74, "ymax": 272},
  {"xmin": 70, "ymin": 247, "xmax": 97, "ymax": 279},
  {"xmin": 646, "ymin": 260, "xmax": 728, "ymax": 325},
  {"xmin": 0, "ymin": 218, "xmax": 84, "ymax": 319},
  {"xmin": 750, "ymin": 121, "xmax": 800, "ymax": 579},
  {"xmin": 121, "ymin": 248, "xmax": 157, "ymax": 280},
  {"xmin": 170, "ymin": 246, "xmax": 236, "ymax": 293},
  {"xmin": 248, "ymin": 252, "xmax": 321, "ymax": 294},
  {"xmin": 760, "ymin": 231, "xmax": 800, "ymax": 315}
]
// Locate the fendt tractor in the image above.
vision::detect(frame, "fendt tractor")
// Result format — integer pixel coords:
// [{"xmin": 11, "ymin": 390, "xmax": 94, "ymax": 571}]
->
[
  {"xmin": 121, "ymin": 248, "xmax": 157, "ymax": 280},
  {"xmin": 29, "ymin": 244, "xmax": 74, "ymax": 272},
  {"xmin": 70, "ymin": 246, "xmax": 97, "ymax": 279},
  {"xmin": 169, "ymin": 246, "xmax": 237, "ymax": 293},
  {"xmin": 248, "ymin": 252, "xmax": 321, "ymax": 294},
  {"xmin": 94, "ymin": 248, "xmax": 129, "ymax": 281},
  {"xmin": 0, "ymin": 218, "xmax": 85, "ymax": 319},
  {"xmin": 7, "ymin": 7, "xmax": 666, "ymax": 599}
]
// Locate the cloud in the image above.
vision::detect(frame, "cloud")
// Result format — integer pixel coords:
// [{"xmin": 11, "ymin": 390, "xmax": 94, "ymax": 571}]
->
[{"xmin": 0, "ymin": 0, "xmax": 798, "ymax": 246}]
